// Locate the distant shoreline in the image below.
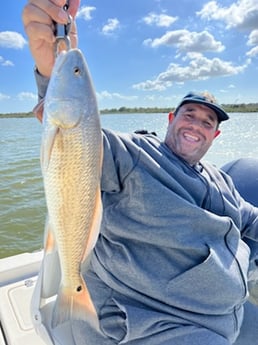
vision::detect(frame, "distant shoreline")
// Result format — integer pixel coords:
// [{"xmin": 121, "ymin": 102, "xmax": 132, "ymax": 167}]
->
[{"xmin": 1, "ymin": 104, "xmax": 258, "ymax": 118}]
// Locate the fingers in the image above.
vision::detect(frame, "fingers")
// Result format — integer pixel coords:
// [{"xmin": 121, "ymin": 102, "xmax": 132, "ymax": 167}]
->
[
  {"xmin": 68, "ymin": 0, "xmax": 80, "ymax": 18},
  {"xmin": 23, "ymin": 0, "xmax": 70, "ymax": 25},
  {"xmin": 23, "ymin": 13, "xmax": 54, "ymax": 46},
  {"xmin": 45, "ymin": 0, "xmax": 81, "ymax": 19},
  {"xmin": 22, "ymin": 0, "xmax": 79, "ymax": 77},
  {"xmin": 23, "ymin": 3, "xmax": 56, "ymax": 47},
  {"xmin": 22, "ymin": 0, "xmax": 79, "ymax": 42},
  {"xmin": 23, "ymin": 0, "xmax": 80, "ymax": 23}
]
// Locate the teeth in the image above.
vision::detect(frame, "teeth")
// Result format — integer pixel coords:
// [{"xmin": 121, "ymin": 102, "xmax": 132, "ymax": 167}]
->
[{"xmin": 184, "ymin": 133, "xmax": 199, "ymax": 142}]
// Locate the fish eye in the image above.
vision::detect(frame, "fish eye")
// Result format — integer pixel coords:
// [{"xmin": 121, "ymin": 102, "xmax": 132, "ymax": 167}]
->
[{"xmin": 73, "ymin": 66, "xmax": 81, "ymax": 76}]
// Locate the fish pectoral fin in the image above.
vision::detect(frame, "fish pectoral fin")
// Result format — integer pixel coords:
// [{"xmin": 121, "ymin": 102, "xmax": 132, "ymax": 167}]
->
[
  {"xmin": 51, "ymin": 279, "xmax": 99, "ymax": 331},
  {"xmin": 41, "ymin": 125, "xmax": 58, "ymax": 172}
]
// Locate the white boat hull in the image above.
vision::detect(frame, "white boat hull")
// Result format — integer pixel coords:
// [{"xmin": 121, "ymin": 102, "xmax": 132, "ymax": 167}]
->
[
  {"xmin": 0, "ymin": 251, "xmax": 45, "ymax": 345},
  {"xmin": 0, "ymin": 252, "xmax": 81, "ymax": 345}
]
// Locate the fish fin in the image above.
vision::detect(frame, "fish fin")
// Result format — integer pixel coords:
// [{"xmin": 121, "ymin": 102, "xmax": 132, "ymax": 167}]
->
[
  {"xmin": 44, "ymin": 218, "xmax": 55, "ymax": 253},
  {"xmin": 72, "ymin": 279, "xmax": 99, "ymax": 331},
  {"xmin": 41, "ymin": 250, "xmax": 61, "ymax": 298},
  {"xmin": 32, "ymin": 98, "xmax": 44, "ymax": 123},
  {"xmin": 42, "ymin": 219, "xmax": 61, "ymax": 298},
  {"xmin": 51, "ymin": 279, "xmax": 99, "ymax": 331},
  {"xmin": 41, "ymin": 126, "xmax": 58, "ymax": 173},
  {"xmin": 82, "ymin": 186, "xmax": 102, "ymax": 262},
  {"xmin": 51, "ymin": 285, "xmax": 71, "ymax": 329}
]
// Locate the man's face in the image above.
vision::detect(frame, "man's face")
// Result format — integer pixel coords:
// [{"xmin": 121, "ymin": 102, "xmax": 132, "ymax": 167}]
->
[{"xmin": 164, "ymin": 103, "xmax": 220, "ymax": 165}]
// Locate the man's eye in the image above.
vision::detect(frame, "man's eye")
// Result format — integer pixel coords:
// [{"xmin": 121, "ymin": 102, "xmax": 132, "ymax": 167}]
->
[{"xmin": 203, "ymin": 121, "xmax": 213, "ymax": 128}]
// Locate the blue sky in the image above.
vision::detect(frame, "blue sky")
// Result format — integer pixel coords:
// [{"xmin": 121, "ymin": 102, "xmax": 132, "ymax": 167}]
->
[{"xmin": 0, "ymin": 0, "xmax": 258, "ymax": 113}]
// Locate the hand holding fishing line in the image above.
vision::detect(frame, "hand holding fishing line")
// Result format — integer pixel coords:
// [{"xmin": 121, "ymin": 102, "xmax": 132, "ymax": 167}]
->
[{"xmin": 22, "ymin": 0, "xmax": 80, "ymax": 78}]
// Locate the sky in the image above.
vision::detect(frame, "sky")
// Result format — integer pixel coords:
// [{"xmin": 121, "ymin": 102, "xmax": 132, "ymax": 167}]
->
[{"xmin": 0, "ymin": 0, "xmax": 258, "ymax": 113}]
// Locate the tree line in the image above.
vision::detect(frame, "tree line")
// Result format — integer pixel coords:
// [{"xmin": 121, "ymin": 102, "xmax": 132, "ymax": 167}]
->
[{"xmin": 1, "ymin": 103, "xmax": 258, "ymax": 118}]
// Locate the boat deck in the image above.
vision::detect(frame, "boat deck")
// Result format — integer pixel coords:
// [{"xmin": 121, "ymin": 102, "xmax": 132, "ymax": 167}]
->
[{"xmin": 0, "ymin": 252, "xmax": 45, "ymax": 345}]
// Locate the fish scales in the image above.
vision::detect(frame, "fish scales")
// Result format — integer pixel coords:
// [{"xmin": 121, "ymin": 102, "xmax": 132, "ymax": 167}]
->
[{"xmin": 40, "ymin": 48, "xmax": 102, "ymax": 331}]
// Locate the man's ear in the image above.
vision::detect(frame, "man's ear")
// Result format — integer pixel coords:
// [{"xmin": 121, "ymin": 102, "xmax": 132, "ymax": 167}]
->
[
  {"xmin": 214, "ymin": 129, "xmax": 221, "ymax": 138},
  {"xmin": 168, "ymin": 112, "xmax": 175, "ymax": 123}
]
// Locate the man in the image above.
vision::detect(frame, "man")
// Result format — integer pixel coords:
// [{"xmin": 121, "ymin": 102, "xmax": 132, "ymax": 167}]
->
[{"xmin": 23, "ymin": 1, "xmax": 258, "ymax": 344}]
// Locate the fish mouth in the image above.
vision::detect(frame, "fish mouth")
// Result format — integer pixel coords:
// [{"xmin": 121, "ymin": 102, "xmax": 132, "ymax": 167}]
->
[{"xmin": 54, "ymin": 50, "xmax": 69, "ymax": 72}]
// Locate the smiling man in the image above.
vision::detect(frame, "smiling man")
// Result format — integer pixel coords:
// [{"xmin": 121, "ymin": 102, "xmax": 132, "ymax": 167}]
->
[{"xmin": 165, "ymin": 92, "xmax": 227, "ymax": 166}]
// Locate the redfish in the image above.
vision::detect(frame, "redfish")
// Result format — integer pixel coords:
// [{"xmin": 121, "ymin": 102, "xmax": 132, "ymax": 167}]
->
[{"xmin": 41, "ymin": 48, "xmax": 102, "ymax": 330}]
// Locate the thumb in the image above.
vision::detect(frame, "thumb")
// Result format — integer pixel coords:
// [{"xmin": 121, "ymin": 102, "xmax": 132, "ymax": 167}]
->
[{"xmin": 68, "ymin": 0, "xmax": 80, "ymax": 18}]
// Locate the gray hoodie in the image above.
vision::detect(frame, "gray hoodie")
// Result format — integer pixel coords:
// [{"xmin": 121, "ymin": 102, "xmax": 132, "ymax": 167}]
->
[{"xmin": 83, "ymin": 129, "xmax": 258, "ymax": 344}]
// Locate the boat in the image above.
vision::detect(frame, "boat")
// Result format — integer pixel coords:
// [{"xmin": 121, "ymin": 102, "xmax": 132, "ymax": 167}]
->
[
  {"xmin": 0, "ymin": 251, "xmax": 44, "ymax": 345},
  {"xmin": 1, "ymin": 157, "xmax": 258, "ymax": 345}
]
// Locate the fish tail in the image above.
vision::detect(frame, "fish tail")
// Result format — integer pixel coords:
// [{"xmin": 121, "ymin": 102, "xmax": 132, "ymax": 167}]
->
[
  {"xmin": 51, "ymin": 285, "xmax": 72, "ymax": 329},
  {"xmin": 72, "ymin": 278, "xmax": 99, "ymax": 331},
  {"xmin": 51, "ymin": 279, "xmax": 99, "ymax": 331}
]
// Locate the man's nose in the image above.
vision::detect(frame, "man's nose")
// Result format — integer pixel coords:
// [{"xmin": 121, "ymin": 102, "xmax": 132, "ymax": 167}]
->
[{"xmin": 189, "ymin": 118, "xmax": 204, "ymax": 129}]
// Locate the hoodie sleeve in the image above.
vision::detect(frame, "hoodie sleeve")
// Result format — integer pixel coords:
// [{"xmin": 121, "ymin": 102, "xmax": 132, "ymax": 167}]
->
[
  {"xmin": 34, "ymin": 67, "xmax": 50, "ymax": 101},
  {"xmin": 101, "ymin": 129, "xmax": 141, "ymax": 193}
]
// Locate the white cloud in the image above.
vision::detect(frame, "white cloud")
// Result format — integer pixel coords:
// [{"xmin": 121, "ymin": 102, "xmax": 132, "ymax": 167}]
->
[
  {"xmin": 97, "ymin": 90, "xmax": 113, "ymax": 100},
  {"xmin": 77, "ymin": 6, "xmax": 96, "ymax": 20},
  {"xmin": 246, "ymin": 46, "xmax": 258, "ymax": 57},
  {"xmin": 0, "ymin": 31, "xmax": 27, "ymax": 49},
  {"xmin": 133, "ymin": 53, "xmax": 249, "ymax": 91},
  {"xmin": 246, "ymin": 29, "xmax": 258, "ymax": 57},
  {"xmin": 112, "ymin": 93, "xmax": 137, "ymax": 101},
  {"xmin": 143, "ymin": 12, "xmax": 178, "ymax": 27},
  {"xmin": 133, "ymin": 79, "xmax": 172, "ymax": 92},
  {"xmin": 97, "ymin": 90, "xmax": 137, "ymax": 102},
  {"xmin": 247, "ymin": 29, "xmax": 258, "ymax": 45},
  {"xmin": 0, "ymin": 92, "xmax": 10, "ymax": 101},
  {"xmin": 17, "ymin": 92, "xmax": 37, "ymax": 101},
  {"xmin": 0, "ymin": 56, "xmax": 14, "ymax": 66},
  {"xmin": 197, "ymin": 0, "xmax": 258, "ymax": 30},
  {"xmin": 2, "ymin": 60, "xmax": 13, "ymax": 66},
  {"xmin": 144, "ymin": 29, "xmax": 224, "ymax": 54},
  {"xmin": 102, "ymin": 18, "xmax": 120, "ymax": 35}
]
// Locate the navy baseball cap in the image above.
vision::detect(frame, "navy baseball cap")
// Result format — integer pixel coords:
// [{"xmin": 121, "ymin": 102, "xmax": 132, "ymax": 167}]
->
[{"xmin": 175, "ymin": 92, "xmax": 229, "ymax": 122}]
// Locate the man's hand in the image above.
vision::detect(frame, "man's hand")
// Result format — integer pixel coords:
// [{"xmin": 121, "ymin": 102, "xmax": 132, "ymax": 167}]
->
[{"xmin": 22, "ymin": 0, "xmax": 80, "ymax": 78}]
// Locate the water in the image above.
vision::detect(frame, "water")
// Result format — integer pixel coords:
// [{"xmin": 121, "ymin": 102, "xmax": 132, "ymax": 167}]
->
[{"xmin": 1, "ymin": 113, "xmax": 258, "ymax": 259}]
